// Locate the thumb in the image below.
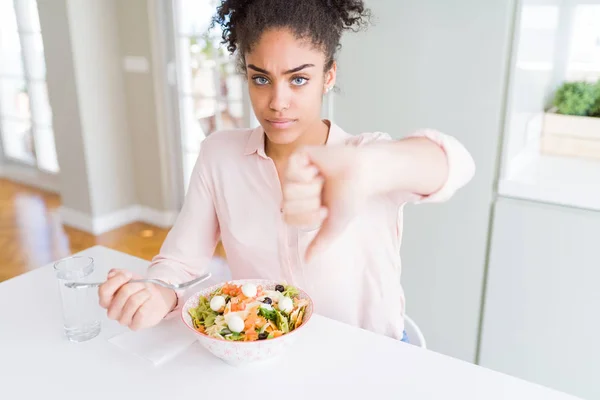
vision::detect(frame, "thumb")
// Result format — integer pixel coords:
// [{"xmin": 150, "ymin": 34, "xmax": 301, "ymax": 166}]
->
[{"xmin": 305, "ymin": 211, "xmax": 345, "ymax": 262}]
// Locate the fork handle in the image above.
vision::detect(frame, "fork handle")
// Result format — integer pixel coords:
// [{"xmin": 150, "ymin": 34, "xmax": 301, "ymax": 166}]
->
[
  {"xmin": 64, "ymin": 274, "xmax": 211, "ymax": 290},
  {"xmin": 64, "ymin": 279, "xmax": 151, "ymax": 290}
]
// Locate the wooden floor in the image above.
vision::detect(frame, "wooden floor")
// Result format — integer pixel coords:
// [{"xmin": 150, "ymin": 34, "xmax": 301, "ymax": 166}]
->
[{"xmin": 0, "ymin": 178, "xmax": 224, "ymax": 283}]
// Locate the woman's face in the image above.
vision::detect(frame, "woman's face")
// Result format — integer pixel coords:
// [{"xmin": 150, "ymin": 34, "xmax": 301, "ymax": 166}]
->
[{"xmin": 245, "ymin": 28, "xmax": 336, "ymax": 145}]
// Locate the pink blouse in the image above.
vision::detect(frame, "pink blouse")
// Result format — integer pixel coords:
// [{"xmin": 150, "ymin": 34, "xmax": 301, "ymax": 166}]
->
[{"xmin": 147, "ymin": 122, "xmax": 475, "ymax": 340}]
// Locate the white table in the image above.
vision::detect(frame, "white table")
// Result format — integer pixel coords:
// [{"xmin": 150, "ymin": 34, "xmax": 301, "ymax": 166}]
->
[{"xmin": 0, "ymin": 246, "xmax": 580, "ymax": 399}]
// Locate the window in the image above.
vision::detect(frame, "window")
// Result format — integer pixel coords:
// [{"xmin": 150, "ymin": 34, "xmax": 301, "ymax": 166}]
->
[
  {"xmin": 172, "ymin": 0, "xmax": 254, "ymax": 191},
  {"xmin": 0, "ymin": 0, "xmax": 58, "ymax": 173},
  {"xmin": 566, "ymin": 4, "xmax": 600, "ymax": 82},
  {"xmin": 498, "ymin": 1, "xmax": 600, "ymax": 212}
]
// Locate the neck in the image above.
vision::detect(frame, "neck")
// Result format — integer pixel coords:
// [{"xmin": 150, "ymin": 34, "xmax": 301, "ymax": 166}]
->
[{"xmin": 265, "ymin": 119, "xmax": 330, "ymax": 161}]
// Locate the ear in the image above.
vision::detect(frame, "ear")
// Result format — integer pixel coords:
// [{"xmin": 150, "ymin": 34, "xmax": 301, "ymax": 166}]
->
[{"xmin": 324, "ymin": 61, "xmax": 337, "ymax": 94}]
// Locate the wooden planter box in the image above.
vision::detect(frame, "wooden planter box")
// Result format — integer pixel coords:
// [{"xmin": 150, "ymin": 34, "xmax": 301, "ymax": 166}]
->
[{"xmin": 541, "ymin": 111, "xmax": 600, "ymax": 160}]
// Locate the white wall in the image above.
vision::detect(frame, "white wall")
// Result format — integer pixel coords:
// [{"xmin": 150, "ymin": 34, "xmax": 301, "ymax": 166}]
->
[
  {"xmin": 480, "ymin": 197, "xmax": 600, "ymax": 400},
  {"xmin": 38, "ymin": 0, "xmax": 93, "ymax": 214},
  {"xmin": 66, "ymin": 0, "xmax": 137, "ymax": 217},
  {"xmin": 334, "ymin": 0, "xmax": 515, "ymax": 362},
  {"xmin": 39, "ymin": 0, "xmax": 137, "ymax": 218},
  {"xmin": 35, "ymin": 0, "xmax": 179, "ymax": 233},
  {"xmin": 116, "ymin": 0, "xmax": 173, "ymax": 212}
]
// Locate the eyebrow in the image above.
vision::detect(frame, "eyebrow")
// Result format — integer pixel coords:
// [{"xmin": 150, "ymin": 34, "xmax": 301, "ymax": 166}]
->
[{"xmin": 247, "ymin": 63, "xmax": 315, "ymax": 75}]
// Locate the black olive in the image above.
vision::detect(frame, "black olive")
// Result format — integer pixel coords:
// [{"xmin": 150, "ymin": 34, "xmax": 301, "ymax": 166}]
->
[
  {"xmin": 263, "ymin": 297, "xmax": 272, "ymax": 305},
  {"xmin": 275, "ymin": 284, "xmax": 285, "ymax": 292},
  {"xmin": 258, "ymin": 332, "xmax": 269, "ymax": 340}
]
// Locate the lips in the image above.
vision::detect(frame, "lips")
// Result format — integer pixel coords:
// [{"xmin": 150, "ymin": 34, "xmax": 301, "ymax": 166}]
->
[{"xmin": 266, "ymin": 118, "xmax": 297, "ymax": 129}]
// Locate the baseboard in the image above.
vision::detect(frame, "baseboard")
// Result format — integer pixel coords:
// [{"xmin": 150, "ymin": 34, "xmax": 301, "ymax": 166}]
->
[
  {"xmin": 137, "ymin": 206, "xmax": 178, "ymax": 228},
  {"xmin": 0, "ymin": 164, "xmax": 60, "ymax": 193},
  {"xmin": 94, "ymin": 205, "xmax": 143, "ymax": 234},
  {"xmin": 58, "ymin": 206, "xmax": 96, "ymax": 233},
  {"xmin": 59, "ymin": 205, "xmax": 178, "ymax": 235}
]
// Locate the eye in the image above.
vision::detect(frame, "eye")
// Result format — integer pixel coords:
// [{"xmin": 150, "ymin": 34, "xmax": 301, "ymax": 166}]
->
[
  {"xmin": 252, "ymin": 76, "xmax": 269, "ymax": 85},
  {"xmin": 291, "ymin": 77, "xmax": 308, "ymax": 86}
]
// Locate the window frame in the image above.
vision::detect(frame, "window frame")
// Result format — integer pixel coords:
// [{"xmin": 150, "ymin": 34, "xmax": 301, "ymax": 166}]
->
[{"xmin": 0, "ymin": 0, "xmax": 59, "ymax": 174}]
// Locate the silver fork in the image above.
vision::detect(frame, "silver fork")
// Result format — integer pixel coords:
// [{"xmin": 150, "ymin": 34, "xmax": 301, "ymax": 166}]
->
[{"xmin": 64, "ymin": 272, "xmax": 212, "ymax": 290}]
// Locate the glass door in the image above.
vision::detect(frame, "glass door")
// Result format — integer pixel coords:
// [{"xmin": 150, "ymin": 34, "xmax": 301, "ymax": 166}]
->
[
  {"xmin": 0, "ymin": 0, "xmax": 58, "ymax": 173},
  {"xmin": 170, "ymin": 0, "xmax": 256, "ymax": 192}
]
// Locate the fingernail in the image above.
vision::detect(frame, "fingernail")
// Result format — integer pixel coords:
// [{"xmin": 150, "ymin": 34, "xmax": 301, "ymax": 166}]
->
[
  {"xmin": 107, "ymin": 271, "xmax": 116, "ymax": 278},
  {"xmin": 319, "ymin": 207, "xmax": 329, "ymax": 219}
]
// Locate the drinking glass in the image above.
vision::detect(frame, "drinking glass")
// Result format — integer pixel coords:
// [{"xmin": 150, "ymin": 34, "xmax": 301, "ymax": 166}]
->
[{"xmin": 53, "ymin": 256, "xmax": 101, "ymax": 342}]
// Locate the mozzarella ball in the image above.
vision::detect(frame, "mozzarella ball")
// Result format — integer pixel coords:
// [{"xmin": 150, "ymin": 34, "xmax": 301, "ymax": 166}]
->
[
  {"xmin": 210, "ymin": 295, "xmax": 225, "ymax": 312},
  {"xmin": 227, "ymin": 315, "xmax": 245, "ymax": 333},
  {"xmin": 278, "ymin": 296, "xmax": 293, "ymax": 313},
  {"xmin": 241, "ymin": 283, "xmax": 258, "ymax": 298}
]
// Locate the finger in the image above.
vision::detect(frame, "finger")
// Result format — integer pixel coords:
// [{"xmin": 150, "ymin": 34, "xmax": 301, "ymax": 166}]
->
[
  {"xmin": 305, "ymin": 215, "xmax": 346, "ymax": 262},
  {"xmin": 98, "ymin": 270, "xmax": 133, "ymax": 309},
  {"xmin": 286, "ymin": 153, "xmax": 319, "ymax": 182},
  {"xmin": 130, "ymin": 286, "xmax": 176, "ymax": 331},
  {"xmin": 282, "ymin": 179, "xmax": 323, "ymax": 201},
  {"xmin": 107, "ymin": 269, "xmax": 120, "ymax": 279},
  {"xmin": 119, "ymin": 288, "xmax": 152, "ymax": 327},
  {"xmin": 289, "ymin": 151, "xmax": 310, "ymax": 168},
  {"xmin": 284, "ymin": 207, "xmax": 328, "ymax": 228},
  {"xmin": 283, "ymin": 197, "xmax": 322, "ymax": 215},
  {"xmin": 107, "ymin": 282, "xmax": 146, "ymax": 321},
  {"xmin": 130, "ymin": 301, "xmax": 154, "ymax": 331},
  {"xmin": 286, "ymin": 165, "xmax": 319, "ymax": 183}
]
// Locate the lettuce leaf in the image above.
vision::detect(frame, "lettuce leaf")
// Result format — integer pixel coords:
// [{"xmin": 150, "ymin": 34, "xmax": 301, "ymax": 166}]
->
[{"xmin": 258, "ymin": 307, "xmax": 277, "ymax": 322}]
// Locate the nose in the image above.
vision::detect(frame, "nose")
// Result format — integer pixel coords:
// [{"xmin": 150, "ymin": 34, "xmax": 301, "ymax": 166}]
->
[{"xmin": 269, "ymin": 83, "xmax": 290, "ymax": 112}]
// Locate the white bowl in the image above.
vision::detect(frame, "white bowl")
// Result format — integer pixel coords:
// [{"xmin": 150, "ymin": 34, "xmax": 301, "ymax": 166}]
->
[{"xmin": 181, "ymin": 279, "xmax": 313, "ymax": 366}]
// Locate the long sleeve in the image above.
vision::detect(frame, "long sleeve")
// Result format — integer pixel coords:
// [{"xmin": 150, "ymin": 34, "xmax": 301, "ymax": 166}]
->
[
  {"xmin": 406, "ymin": 128, "xmax": 475, "ymax": 204},
  {"xmin": 346, "ymin": 128, "xmax": 475, "ymax": 204},
  {"xmin": 146, "ymin": 144, "xmax": 220, "ymax": 310}
]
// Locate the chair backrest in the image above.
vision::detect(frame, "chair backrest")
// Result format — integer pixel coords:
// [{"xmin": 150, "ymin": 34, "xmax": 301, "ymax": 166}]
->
[{"xmin": 404, "ymin": 315, "xmax": 427, "ymax": 348}]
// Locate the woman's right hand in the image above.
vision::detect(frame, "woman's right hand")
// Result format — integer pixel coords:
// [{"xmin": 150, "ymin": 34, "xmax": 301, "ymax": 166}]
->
[{"xmin": 98, "ymin": 269, "xmax": 177, "ymax": 331}]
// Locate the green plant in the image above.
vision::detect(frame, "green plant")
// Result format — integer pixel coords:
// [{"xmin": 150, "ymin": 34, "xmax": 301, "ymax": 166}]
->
[
  {"xmin": 590, "ymin": 81, "xmax": 600, "ymax": 117},
  {"xmin": 552, "ymin": 81, "xmax": 598, "ymax": 116}
]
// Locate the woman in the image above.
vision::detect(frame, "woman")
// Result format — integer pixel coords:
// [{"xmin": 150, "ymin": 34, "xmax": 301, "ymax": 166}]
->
[{"xmin": 98, "ymin": 0, "xmax": 475, "ymax": 342}]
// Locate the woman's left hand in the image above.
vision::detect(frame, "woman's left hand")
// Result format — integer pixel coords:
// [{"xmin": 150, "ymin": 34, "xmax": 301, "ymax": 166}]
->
[
  {"xmin": 282, "ymin": 146, "xmax": 373, "ymax": 262},
  {"xmin": 283, "ymin": 136, "xmax": 453, "ymax": 262}
]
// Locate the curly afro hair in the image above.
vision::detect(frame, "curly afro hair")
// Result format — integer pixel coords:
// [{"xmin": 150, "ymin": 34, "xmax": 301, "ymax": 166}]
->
[{"xmin": 212, "ymin": 0, "xmax": 371, "ymax": 72}]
